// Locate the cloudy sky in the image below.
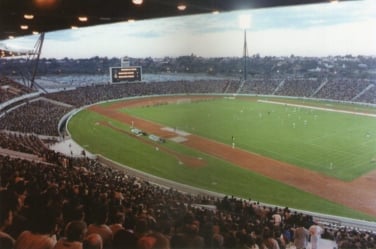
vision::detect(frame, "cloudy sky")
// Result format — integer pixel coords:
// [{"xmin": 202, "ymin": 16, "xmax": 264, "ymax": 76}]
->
[{"xmin": 4, "ymin": 0, "xmax": 376, "ymax": 58}]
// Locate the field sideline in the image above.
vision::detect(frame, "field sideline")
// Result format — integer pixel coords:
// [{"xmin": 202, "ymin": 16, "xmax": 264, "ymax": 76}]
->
[
  {"xmin": 258, "ymin": 99, "xmax": 376, "ymax": 118},
  {"xmin": 68, "ymin": 95, "xmax": 376, "ymax": 220}
]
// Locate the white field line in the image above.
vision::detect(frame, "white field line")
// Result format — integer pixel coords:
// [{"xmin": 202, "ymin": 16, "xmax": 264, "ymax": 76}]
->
[{"xmin": 258, "ymin": 100, "xmax": 376, "ymax": 118}]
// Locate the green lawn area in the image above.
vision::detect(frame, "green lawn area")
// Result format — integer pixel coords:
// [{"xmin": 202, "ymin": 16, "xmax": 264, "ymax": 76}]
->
[
  {"xmin": 122, "ymin": 97, "xmax": 376, "ymax": 181},
  {"xmin": 67, "ymin": 96, "xmax": 376, "ymax": 221}
]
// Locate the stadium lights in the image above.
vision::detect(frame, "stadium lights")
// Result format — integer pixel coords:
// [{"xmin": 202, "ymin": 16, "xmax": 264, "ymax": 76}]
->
[
  {"xmin": 20, "ymin": 25, "xmax": 29, "ymax": 30},
  {"xmin": 78, "ymin": 16, "xmax": 88, "ymax": 22},
  {"xmin": 238, "ymin": 14, "xmax": 251, "ymax": 30},
  {"xmin": 212, "ymin": 10, "xmax": 220, "ymax": 15},
  {"xmin": 24, "ymin": 14, "xmax": 34, "ymax": 20},
  {"xmin": 132, "ymin": 0, "xmax": 143, "ymax": 5},
  {"xmin": 70, "ymin": 25, "xmax": 79, "ymax": 30},
  {"xmin": 32, "ymin": 31, "xmax": 39, "ymax": 35},
  {"xmin": 177, "ymin": 4, "xmax": 187, "ymax": 11}
]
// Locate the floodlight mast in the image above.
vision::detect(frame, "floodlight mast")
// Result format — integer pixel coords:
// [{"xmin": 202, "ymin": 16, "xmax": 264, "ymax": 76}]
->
[
  {"xmin": 243, "ymin": 29, "xmax": 248, "ymax": 81},
  {"xmin": 238, "ymin": 15, "xmax": 251, "ymax": 82},
  {"xmin": 17, "ymin": 32, "xmax": 47, "ymax": 92},
  {"xmin": 30, "ymin": 32, "xmax": 45, "ymax": 90}
]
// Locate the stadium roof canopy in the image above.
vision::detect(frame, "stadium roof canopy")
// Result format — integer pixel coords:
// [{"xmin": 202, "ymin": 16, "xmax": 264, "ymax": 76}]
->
[{"xmin": 0, "ymin": 0, "xmax": 356, "ymax": 41}]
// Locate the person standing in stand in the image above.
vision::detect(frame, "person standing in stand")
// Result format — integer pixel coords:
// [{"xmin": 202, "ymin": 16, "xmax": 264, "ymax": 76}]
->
[
  {"xmin": 309, "ymin": 223, "xmax": 323, "ymax": 249},
  {"xmin": 294, "ymin": 224, "xmax": 309, "ymax": 249}
]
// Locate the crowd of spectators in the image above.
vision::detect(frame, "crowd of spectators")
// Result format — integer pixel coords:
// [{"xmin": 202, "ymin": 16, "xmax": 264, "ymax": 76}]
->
[
  {"xmin": 241, "ymin": 78, "xmax": 282, "ymax": 95},
  {"xmin": 1, "ymin": 141, "xmax": 375, "ymax": 249},
  {"xmin": 0, "ymin": 131, "xmax": 48, "ymax": 155},
  {"xmin": 0, "ymin": 99, "xmax": 72, "ymax": 136},
  {"xmin": 223, "ymin": 81, "xmax": 241, "ymax": 94},
  {"xmin": 1, "ymin": 76, "xmax": 376, "ymax": 110},
  {"xmin": 273, "ymin": 78, "xmax": 322, "ymax": 98},
  {"xmin": 32, "ymin": 76, "xmax": 375, "ymax": 112},
  {"xmin": 0, "ymin": 77, "xmax": 33, "ymax": 103},
  {"xmin": 43, "ymin": 80, "xmax": 230, "ymax": 108},
  {"xmin": 314, "ymin": 78, "xmax": 371, "ymax": 102},
  {"xmin": 354, "ymin": 83, "xmax": 376, "ymax": 104},
  {"xmin": 238, "ymin": 76, "xmax": 376, "ymax": 103}
]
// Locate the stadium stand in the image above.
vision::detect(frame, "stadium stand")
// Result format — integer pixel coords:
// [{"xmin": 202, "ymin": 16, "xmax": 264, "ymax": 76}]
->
[
  {"xmin": 0, "ymin": 98, "xmax": 72, "ymax": 136},
  {"xmin": 241, "ymin": 77, "xmax": 282, "ymax": 95},
  {"xmin": 273, "ymin": 78, "xmax": 322, "ymax": 98},
  {"xmin": 313, "ymin": 78, "xmax": 371, "ymax": 101},
  {"xmin": 0, "ymin": 77, "xmax": 34, "ymax": 103},
  {"xmin": 355, "ymin": 83, "xmax": 376, "ymax": 104},
  {"xmin": 43, "ymin": 80, "xmax": 230, "ymax": 107},
  {"xmin": 1, "ymin": 77, "xmax": 376, "ymax": 249}
]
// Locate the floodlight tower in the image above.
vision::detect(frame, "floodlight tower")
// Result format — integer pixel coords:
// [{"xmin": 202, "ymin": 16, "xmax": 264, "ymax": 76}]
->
[
  {"xmin": 30, "ymin": 32, "xmax": 45, "ymax": 90},
  {"xmin": 238, "ymin": 15, "xmax": 251, "ymax": 81},
  {"xmin": 18, "ymin": 32, "xmax": 47, "ymax": 92}
]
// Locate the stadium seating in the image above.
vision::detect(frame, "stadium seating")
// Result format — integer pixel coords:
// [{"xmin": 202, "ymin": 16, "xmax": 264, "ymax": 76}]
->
[{"xmin": 0, "ymin": 78, "xmax": 376, "ymax": 249}]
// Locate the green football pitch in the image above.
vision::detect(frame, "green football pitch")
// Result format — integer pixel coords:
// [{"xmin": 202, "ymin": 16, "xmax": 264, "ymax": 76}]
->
[
  {"xmin": 68, "ymin": 96, "xmax": 376, "ymax": 220},
  {"xmin": 123, "ymin": 97, "xmax": 376, "ymax": 181}
]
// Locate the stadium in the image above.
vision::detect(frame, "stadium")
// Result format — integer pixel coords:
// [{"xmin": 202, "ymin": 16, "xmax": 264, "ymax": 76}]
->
[{"xmin": 1, "ymin": 1, "xmax": 376, "ymax": 249}]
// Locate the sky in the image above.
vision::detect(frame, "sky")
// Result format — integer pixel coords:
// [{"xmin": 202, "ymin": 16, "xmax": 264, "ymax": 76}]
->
[{"xmin": 3, "ymin": 0, "xmax": 376, "ymax": 58}]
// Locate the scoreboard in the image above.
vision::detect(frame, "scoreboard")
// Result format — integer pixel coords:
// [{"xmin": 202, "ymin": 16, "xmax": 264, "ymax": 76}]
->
[{"xmin": 110, "ymin": 66, "xmax": 142, "ymax": 83}]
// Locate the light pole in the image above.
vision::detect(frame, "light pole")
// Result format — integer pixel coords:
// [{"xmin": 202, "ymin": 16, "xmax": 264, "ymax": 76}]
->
[{"xmin": 238, "ymin": 15, "xmax": 251, "ymax": 82}]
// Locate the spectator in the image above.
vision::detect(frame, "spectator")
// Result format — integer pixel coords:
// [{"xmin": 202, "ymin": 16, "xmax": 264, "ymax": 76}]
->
[
  {"xmin": 14, "ymin": 192, "xmax": 60, "ymax": 248},
  {"xmin": 112, "ymin": 229, "xmax": 138, "ymax": 249},
  {"xmin": 54, "ymin": 220, "xmax": 87, "ymax": 249},
  {"xmin": 293, "ymin": 224, "xmax": 310, "ymax": 249},
  {"xmin": 0, "ymin": 197, "xmax": 15, "ymax": 249},
  {"xmin": 211, "ymin": 225, "xmax": 224, "ymax": 249},
  {"xmin": 309, "ymin": 223, "xmax": 323, "ymax": 249},
  {"xmin": 109, "ymin": 212, "xmax": 125, "ymax": 236},
  {"xmin": 262, "ymin": 227, "xmax": 280, "ymax": 249},
  {"xmin": 86, "ymin": 205, "xmax": 113, "ymax": 249},
  {"xmin": 138, "ymin": 232, "xmax": 170, "ymax": 249},
  {"xmin": 83, "ymin": 234, "xmax": 103, "ymax": 249}
]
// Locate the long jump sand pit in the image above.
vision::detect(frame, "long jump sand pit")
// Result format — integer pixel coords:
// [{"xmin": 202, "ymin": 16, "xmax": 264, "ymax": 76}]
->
[{"xmin": 89, "ymin": 96, "xmax": 376, "ymax": 217}]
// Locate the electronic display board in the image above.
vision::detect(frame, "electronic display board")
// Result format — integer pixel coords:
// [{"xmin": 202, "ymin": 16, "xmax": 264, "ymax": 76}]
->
[{"xmin": 110, "ymin": 66, "xmax": 142, "ymax": 83}]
